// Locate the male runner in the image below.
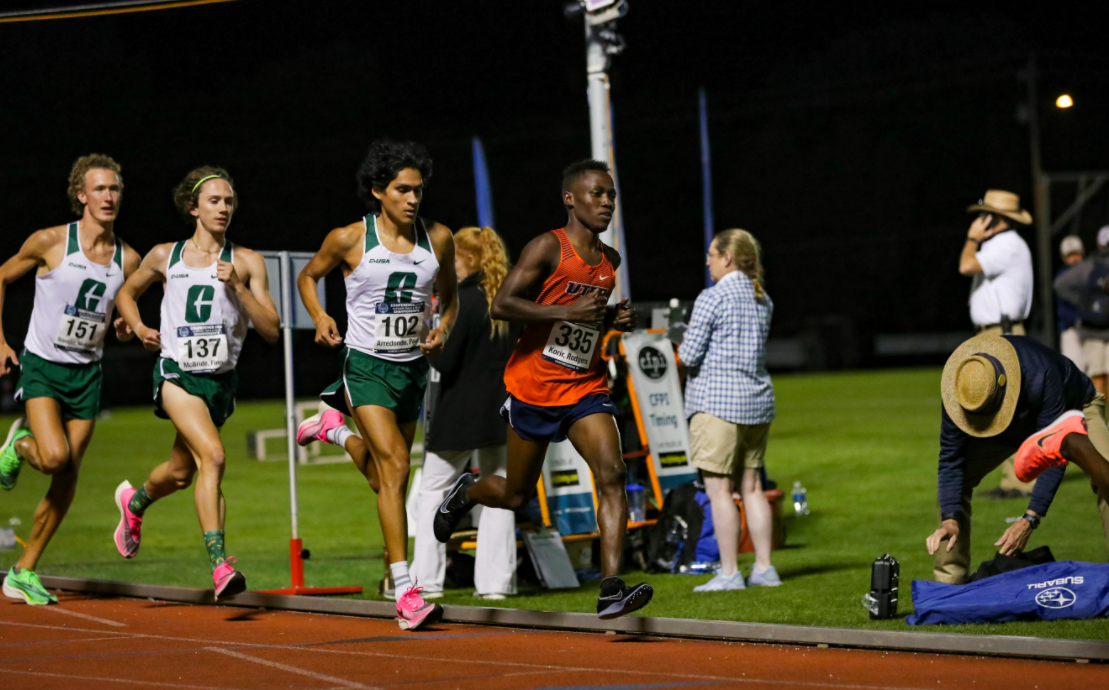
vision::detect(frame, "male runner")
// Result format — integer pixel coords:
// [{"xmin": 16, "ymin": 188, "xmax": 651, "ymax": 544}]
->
[
  {"xmin": 294, "ymin": 139, "xmax": 458, "ymax": 630},
  {"xmin": 112, "ymin": 167, "xmax": 279, "ymax": 598},
  {"xmin": 434, "ymin": 160, "xmax": 652, "ymax": 619},
  {"xmin": 0, "ymin": 154, "xmax": 141, "ymax": 605}
]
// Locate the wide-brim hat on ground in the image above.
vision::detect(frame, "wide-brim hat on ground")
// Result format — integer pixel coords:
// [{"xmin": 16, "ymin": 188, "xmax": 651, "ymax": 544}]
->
[
  {"xmin": 967, "ymin": 190, "xmax": 1033, "ymax": 226},
  {"xmin": 941, "ymin": 334, "xmax": 1021, "ymax": 437}
]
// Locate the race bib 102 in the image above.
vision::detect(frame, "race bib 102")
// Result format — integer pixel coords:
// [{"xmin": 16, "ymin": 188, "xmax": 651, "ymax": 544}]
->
[
  {"xmin": 373, "ymin": 302, "xmax": 425, "ymax": 353},
  {"xmin": 54, "ymin": 304, "xmax": 107, "ymax": 352},
  {"xmin": 542, "ymin": 321, "xmax": 599, "ymax": 372},
  {"xmin": 176, "ymin": 324, "xmax": 230, "ymax": 373}
]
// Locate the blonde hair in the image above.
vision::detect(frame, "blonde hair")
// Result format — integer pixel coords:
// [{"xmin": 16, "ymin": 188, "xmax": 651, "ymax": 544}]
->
[
  {"xmin": 714, "ymin": 228, "xmax": 766, "ymax": 301},
  {"xmin": 455, "ymin": 226, "xmax": 511, "ymax": 338},
  {"xmin": 67, "ymin": 154, "xmax": 123, "ymax": 215}
]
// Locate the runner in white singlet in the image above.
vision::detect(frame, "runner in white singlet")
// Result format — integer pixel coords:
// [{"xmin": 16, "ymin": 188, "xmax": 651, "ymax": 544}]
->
[
  {"xmin": 113, "ymin": 167, "xmax": 279, "ymax": 600},
  {"xmin": 296, "ymin": 139, "xmax": 458, "ymax": 631},
  {"xmin": 0, "ymin": 155, "xmax": 141, "ymax": 606}
]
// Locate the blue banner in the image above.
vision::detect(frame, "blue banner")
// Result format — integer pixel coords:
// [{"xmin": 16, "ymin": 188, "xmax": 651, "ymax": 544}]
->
[{"xmin": 471, "ymin": 136, "xmax": 495, "ymax": 229}]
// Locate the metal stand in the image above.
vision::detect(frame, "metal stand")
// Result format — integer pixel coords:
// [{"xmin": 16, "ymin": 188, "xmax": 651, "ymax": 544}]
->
[{"xmin": 259, "ymin": 251, "xmax": 361, "ymax": 596}]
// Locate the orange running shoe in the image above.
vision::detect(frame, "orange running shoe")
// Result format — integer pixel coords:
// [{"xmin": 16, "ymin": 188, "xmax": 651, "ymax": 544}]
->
[{"xmin": 1015, "ymin": 411, "xmax": 1087, "ymax": 483}]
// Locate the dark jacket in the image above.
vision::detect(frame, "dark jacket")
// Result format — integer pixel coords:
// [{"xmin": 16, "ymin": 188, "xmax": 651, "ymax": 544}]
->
[
  {"xmin": 938, "ymin": 336, "xmax": 1095, "ymax": 518},
  {"xmin": 426, "ymin": 272, "xmax": 520, "ymax": 452},
  {"xmin": 1054, "ymin": 248, "xmax": 1109, "ymax": 338}
]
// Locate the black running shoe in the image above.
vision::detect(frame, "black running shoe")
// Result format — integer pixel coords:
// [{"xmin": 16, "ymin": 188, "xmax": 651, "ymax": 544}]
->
[
  {"xmin": 433, "ymin": 472, "xmax": 477, "ymax": 543},
  {"xmin": 596, "ymin": 576, "xmax": 653, "ymax": 619}
]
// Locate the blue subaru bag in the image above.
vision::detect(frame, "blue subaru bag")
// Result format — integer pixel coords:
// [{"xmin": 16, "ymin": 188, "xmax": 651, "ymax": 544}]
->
[{"xmin": 908, "ymin": 561, "xmax": 1109, "ymax": 625}]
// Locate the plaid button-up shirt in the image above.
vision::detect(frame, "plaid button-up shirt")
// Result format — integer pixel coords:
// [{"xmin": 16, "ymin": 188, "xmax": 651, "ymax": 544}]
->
[{"xmin": 678, "ymin": 270, "xmax": 776, "ymax": 425}]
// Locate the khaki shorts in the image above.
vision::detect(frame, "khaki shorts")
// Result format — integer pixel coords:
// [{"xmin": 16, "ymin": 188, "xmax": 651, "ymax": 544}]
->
[
  {"xmin": 689, "ymin": 412, "xmax": 769, "ymax": 476},
  {"xmin": 1083, "ymin": 338, "xmax": 1109, "ymax": 377}
]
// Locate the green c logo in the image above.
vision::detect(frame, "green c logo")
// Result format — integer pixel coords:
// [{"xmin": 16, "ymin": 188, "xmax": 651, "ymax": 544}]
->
[
  {"xmin": 75, "ymin": 279, "xmax": 107, "ymax": 312},
  {"xmin": 185, "ymin": 285, "xmax": 215, "ymax": 323}
]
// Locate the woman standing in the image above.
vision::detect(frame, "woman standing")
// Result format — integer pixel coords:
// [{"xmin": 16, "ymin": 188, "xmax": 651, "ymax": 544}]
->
[
  {"xmin": 679, "ymin": 229, "xmax": 779, "ymax": 591},
  {"xmin": 112, "ymin": 167, "xmax": 279, "ymax": 598},
  {"xmin": 413, "ymin": 226, "xmax": 519, "ymax": 598}
]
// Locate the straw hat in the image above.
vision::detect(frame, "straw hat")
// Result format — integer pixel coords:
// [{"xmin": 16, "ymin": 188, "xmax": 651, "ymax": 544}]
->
[
  {"xmin": 941, "ymin": 334, "xmax": 1021, "ymax": 437},
  {"xmin": 967, "ymin": 190, "xmax": 1033, "ymax": 226}
]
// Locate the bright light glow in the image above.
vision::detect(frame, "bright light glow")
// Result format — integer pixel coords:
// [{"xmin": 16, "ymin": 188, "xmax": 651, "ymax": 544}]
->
[{"xmin": 1056, "ymin": 94, "xmax": 1074, "ymax": 109}]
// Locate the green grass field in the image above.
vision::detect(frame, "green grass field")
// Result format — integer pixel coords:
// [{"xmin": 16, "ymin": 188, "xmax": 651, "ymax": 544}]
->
[{"xmin": 3, "ymin": 368, "xmax": 1108, "ymax": 640}]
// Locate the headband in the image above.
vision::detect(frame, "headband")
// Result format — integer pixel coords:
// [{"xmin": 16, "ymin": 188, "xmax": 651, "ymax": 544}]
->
[{"xmin": 191, "ymin": 174, "xmax": 222, "ymax": 194}]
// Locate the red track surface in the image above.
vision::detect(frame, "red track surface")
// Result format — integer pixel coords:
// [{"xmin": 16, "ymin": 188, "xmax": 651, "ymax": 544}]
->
[{"xmin": 1, "ymin": 592, "xmax": 1104, "ymax": 689}]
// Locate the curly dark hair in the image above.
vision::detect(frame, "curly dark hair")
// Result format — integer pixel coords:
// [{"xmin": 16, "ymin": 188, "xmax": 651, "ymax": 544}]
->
[
  {"xmin": 356, "ymin": 138, "xmax": 433, "ymax": 213},
  {"xmin": 561, "ymin": 159, "xmax": 610, "ymax": 194},
  {"xmin": 172, "ymin": 166, "xmax": 235, "ymax": 221}
]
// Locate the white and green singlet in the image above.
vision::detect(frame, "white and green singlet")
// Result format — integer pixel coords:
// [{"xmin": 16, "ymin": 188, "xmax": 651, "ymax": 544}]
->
[
  {"xmin": 344, "ymin": 214, "xmax": 440, "ymax": 363},
  {"xmin": 24, "ymin": 221, "xmax": 126, "ymax": 365},
  {"xmin": 158, "ymin": 241, "xmax": 247, "ymax": 375}
]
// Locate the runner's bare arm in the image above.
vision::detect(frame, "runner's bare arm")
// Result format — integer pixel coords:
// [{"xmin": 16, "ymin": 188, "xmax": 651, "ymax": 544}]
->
[
  {"xmin": 117, "ymin": 243, "xmax": 173, "ymax": 352},
  {"xmin": 0, "ymin": 227, "xmax": 64, "ymax": 374},
  {"xmin": 298, "ymin": 223, "xmax": 362, "ymax": 348},
  {"xmin": 421, "ymin": 222, "xmax": 458, "ymax": 356},
  {"xmin": 222, "ymin": 247, "xmax": 280, "ymax": 343},
  {"xmin": 113, "ymin": 244, "xmax": 144, "ymax": 342},
  {"xmin": 490, "ymin": 232, "xmax": 606, "ymax": 324}
]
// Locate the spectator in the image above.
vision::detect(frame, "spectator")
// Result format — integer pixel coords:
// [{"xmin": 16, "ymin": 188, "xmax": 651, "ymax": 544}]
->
[
  {"xmin": 959, "ymin": 190, "xmax": 1033, "ymax": 335},
  {"xmin": 1056, "ymin": 235, "xmax": 1086, "ymax": 371},
  {"xmin": 679, "ymin": 228, "xmax": 779, "ymax": 591},
  {"xmin": 1055, "ymin": 226, "xmax": 1109, "ymax": 396},
  {"xmin": 928, "ymin": 334, "xmax": 1109, "ymax": 583},
  {"xmin": 412, "ymin": 227, "xmax": 520, "ymax": 599}
]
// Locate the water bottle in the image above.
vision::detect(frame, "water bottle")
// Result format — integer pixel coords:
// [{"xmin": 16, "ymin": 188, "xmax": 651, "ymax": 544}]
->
[{"xmin": 792, "ymin": 481, "xmax": 809, "ymax": 516}]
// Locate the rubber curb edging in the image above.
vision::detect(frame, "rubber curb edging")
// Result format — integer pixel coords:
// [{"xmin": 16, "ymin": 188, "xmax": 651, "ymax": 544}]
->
[{"xmin": 13, "ymin": 572, "xmax": 1109, "ymax": 662}]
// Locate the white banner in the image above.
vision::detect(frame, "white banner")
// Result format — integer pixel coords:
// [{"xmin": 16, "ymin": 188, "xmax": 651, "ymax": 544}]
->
[
  {"xmin": 623, "ymin": 332, "xmax": 698, "ymax": 495},
  {"xmin": 541, "ymin": 441, "xmax": 597, "ymax": 535}
]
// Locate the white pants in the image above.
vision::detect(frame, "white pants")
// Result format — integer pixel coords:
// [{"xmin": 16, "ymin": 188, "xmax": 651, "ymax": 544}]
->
[
  {"xmin": 1061, "ymin": 327, "xmax": 1086, "ymax": 372},
  {"xmin": 412, "ymin": 446, "xmax": 516, "ymax": 595}
]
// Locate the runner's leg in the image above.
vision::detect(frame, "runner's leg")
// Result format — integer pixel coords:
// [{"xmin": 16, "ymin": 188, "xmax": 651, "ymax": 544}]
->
[
  {"xmin": 139, "ymin": 432, "xmax": 198, "ymax": 502},
  {"xmin": 466, "ymin": 426, "xmax": 547, "ymax": 511},
  {"xmin": 1061, "ymin": 433, "xmax": 1109, "ymax": 502},
  {"xmin": 17, "ymin": 414, "xmax": 94, "ymax": 571},
  {"xmin": 341, "ymin": 392, "xmax": 380, "ymax": 493},
  {"xmin": 348, "ymin": 404, "xmax": 416, "ymax": 573},
  {"xmin": 16, "ymin": 398, "xmax": 70, "ymax": 474},
  {"xmin": 566, "ymin": 413, "xmax": 627, "ymax": 579},
  {"xmin": 160, "ymin": 383, "xmax": 225, "ymax": 538}
]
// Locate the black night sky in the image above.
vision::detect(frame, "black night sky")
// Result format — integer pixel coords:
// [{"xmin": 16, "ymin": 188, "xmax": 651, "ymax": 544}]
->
[{"xmin": 2, "ymin": 1, "xmax": 1108, "ymax": 402}]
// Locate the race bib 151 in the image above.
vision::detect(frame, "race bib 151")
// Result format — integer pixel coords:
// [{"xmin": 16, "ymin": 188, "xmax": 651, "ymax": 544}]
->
[{"xmin": 54, "ymin": 305, "xmax": 107, "ymax": 352}]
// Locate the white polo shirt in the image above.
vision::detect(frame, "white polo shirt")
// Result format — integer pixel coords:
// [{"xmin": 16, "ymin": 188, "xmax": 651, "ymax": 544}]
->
[{"xmin": 968, "ymin": 230, "xmax": 1033, "ymax": 327}]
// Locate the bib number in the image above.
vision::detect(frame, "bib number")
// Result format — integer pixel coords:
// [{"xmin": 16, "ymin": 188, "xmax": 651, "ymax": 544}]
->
[
  {"xmin": 542, "ymin": 321, "xmax": 599, "ymax": 372},
  {"xmin": 176, "ymin": 324, "xmax": 229, "ymax": 372},
  {"xmin": 54, "ymin": 305, "xmax": 107, "ymax": 352},
  {"xmin": 373, "ymin": 302, "xmax": 425, "ymax": 353}
]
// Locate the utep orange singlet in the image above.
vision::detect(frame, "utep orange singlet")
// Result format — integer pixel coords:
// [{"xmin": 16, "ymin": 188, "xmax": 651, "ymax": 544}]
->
[{"xmin": 504, "ymin": 228, "xmax": 616, "ymax": 407}]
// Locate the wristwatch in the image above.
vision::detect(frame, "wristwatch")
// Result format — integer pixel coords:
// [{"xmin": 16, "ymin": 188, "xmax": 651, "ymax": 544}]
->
[{"xmin": 1021, "ymin": 513, "xmax": 1041, "ymax": 530}]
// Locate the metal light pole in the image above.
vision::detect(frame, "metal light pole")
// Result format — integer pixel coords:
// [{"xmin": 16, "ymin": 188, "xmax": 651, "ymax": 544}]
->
[
  {"xmin": 1023, "ymin": 53, "xmax": 1053, "ymax": 342},
  {"xmin": 572, "ymin": 0, "xmax": 630, "ymax": 301}
]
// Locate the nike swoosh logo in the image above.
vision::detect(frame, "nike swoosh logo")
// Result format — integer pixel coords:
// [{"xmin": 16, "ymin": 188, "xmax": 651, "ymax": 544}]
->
[
  {"xmin": 414, "ymin": 259, "xmax": 426, "ymax": 265},
  {"xmin": 1037, "ymin": 429, "xmax": 1062, "ymax": 448}
]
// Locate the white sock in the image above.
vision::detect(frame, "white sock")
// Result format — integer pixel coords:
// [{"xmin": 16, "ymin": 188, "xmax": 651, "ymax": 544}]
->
[
  {"xmin": 326, "ymin": 425, "xmax": 353, "ymax": 447},
  {"xmin": 390, "ymin": 561, "xmax": 411, "ymax": 601}
]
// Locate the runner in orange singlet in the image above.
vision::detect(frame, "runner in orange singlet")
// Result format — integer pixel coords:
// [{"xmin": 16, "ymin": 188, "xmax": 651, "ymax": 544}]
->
[{"xmin": 434, "ymin": 160, "xmax": 653, "ymax": 619}]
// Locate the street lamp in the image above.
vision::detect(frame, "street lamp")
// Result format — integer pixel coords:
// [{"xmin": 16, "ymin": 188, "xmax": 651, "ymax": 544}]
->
[{"xmin": 1056, "ymin": 94, "xmax": 1074, "ymax": 109}]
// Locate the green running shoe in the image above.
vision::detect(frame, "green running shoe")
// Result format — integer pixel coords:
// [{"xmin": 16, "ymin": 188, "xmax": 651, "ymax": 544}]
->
[
  {"xmin": 0, "ymin": 418, "xmax": 32, "ymax": 491},
  {"xmin": 3, "ymin": 567, "xmax": 58, "ymax": 605}
]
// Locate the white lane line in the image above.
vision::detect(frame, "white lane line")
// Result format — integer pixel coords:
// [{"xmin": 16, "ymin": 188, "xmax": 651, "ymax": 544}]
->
[
  {"xmin": 205, "ymin": 647, "xmax": 380, "ymax": 690},
  {"xmin": 42, "ymin": 605, "xmax": 127, "ymax": 627},
  {"xmin": 0, "ymin": 667, "xmax": 251, "ymax": 689},
  {"xmin": 0, "ymin": 636, "xmax": 126, "ymax": 648}
]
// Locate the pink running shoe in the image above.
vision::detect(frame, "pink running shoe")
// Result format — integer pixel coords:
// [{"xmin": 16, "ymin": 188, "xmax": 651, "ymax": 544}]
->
[
  {"xmin": 1015, "ymin": 410, "xmax": 1087, "ymax": 483},
  {"xmin": 213, "ymin": 557, "xmax": 247, "ymax": 600},
  {"xmin": 297, "ymin": 408, "xmax": 345, "ymax": 447},
  {"xmin": 396, "ymin": 585, "xmax": 442, "ymax": 631},
  {"xmin": 113, "ymin": 480, "xmax": 143, "ymax": 559}
]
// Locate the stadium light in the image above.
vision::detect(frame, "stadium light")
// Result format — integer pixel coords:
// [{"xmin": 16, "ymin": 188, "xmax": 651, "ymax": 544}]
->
[{"xmin": 1056, "ymin": 94, "xmax": 1074, "ymax": 109}]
